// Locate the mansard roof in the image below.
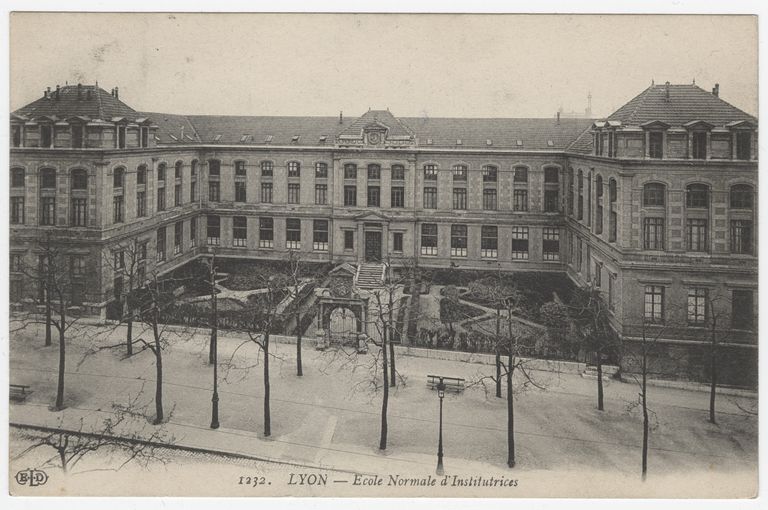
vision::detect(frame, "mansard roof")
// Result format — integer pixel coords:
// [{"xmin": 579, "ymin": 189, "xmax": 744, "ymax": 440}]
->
[
  {"xmin": 605, "ymin": 84, "xmax": 756, "ymax": 128},
  {"xmin": 13, "ymin": 85, "xmax": 141, "ymax": 123}
]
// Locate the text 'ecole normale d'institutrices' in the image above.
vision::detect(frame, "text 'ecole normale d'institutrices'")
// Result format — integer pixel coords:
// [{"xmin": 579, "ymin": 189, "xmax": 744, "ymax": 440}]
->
[{"xmin": 9, "ymin": 80, "xmax": 758, "ymax": 386}]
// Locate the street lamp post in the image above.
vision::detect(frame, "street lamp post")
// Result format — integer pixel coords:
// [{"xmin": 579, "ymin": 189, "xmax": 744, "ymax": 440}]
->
[
  {"xmin": 210, "ymin": 255, "xmax": 220, "ymax": 430},
  {"xmin": 436, "ymin": 377, "xmax": 446, "ymax": 475}
]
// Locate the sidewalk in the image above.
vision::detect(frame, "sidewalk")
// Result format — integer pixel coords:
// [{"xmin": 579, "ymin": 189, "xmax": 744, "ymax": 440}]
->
[{"xmin": 9, "ymin": 320, "xmax": 757, "ymax": 480}]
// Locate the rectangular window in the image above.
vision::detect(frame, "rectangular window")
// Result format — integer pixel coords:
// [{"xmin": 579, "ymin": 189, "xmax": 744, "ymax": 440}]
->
[
  {"xmin": 71, "ymin": 198, "xmax": 87, "ymax": 226},
  {"xmin": 259, "ymin": 218, "xmax": 274, "ymax": 248},
  {"xmin": 450, "ymin": 224, "xmax": 467, "ymax": 257},
  {"xmin": 732, "ymin": 289, "xmax": 754, "ymax": 330},
  {"xmin": 595, "ymin": 205, "xmax": 604, "ymax": 234},
  {"xmin": 209, "ymin": 181, "xmax": 220, "ymax": 202},
  {"xmin": 174, "ymin": 221, "xmax": 183, "ymax": 254},
  {"xmin": 344, "ymin": 185, "xmax": 357, "ymax": 206},
  {"xmin": 233, "ymin": 216, "xmax": 247, "ymax": 247},
  {"xmin": 261, "ymin": 183, "xmax": 273, "ymax": 203},
  {"xmin": 235, "ymin": 182, "xmax": 246, "ymax": 202},
  {"xmin": 393, "ymin": 232, "xmax": 404, "ymax": 252},
  {"xmin": 736, "ymin": 131, "xmax": 752, "ymax": 160},
  {"xmin": 644, "ymin": 285, "xmax": 664, "ymax": 323},
  {"xmin": 513, "ymin": 190, "xmax": 528, "ymax": 212},
  {"xmin": 391, "ymin": 165, "xmax": 405, "ymax": 181},
  {"xmin": 114, "ymin": 250, "xmax": 125, "ymax": 270},
  {"xmin": 207, "ymin": 215, "xmax": 221, "ymax": 245},
  {"xmin": 40, "ymin": 197, "xmax": 56, "ymax": 226},
  {"xmin": 686, "ymin": 218, "xmax": 708, "ymax": 252},
  {"xmin": 286, "ymin": 218, "xmax": 301, "ymax": 249},
  {"xmin": 544, "ymin": 190, "xmax": 559, "ymax": 212},
  {"xmin": 608, "ymin": 273, "xmax": 615, "ymax": 311},
  {"xmin": 313, "ymin": 220, "xmax": 329, "ymax": 251},
  {"xmin": 452, "ymin": 188, "xmax": 467, "ymax": 210},
  {"xmin": 157, "ymin": 227, "xmax": 166, "ymax": 262},
  {"xmin": 189, "ymin": 217, "xmax": 197, "ymax": 247},
  {"xmin": 136, "ymin": 192, "xmax": 146, "ymax": 217},
  {"xmin": 482, "ymin": 189, "xmax": 497, "ymax": 210},
  {"xmin": 157, "ymin": 187, "xmax": 166, "ymax": 211},
  {"xmin": 691, "ymin": 132, "xmax": 707, "ymax": 159},
  {"xmin": 288, "ymin": 183, "xmax": 301, "ymax": 204},
  {"xmin": 367, "ymin": 186, "xmax": 380, "ymax": 207},
  {"xmin": 511, "ymin": 227, "xmax": 529, "ymax": 260},
  {"xmin": 643, "ymin": 217, "xmax": 664, "ymax": 250},
  {"xmin": 391, "ymin": 187, "xmax": 405, "ymax": 208},
  {"xmin": 731, "ymin": 220, "xmax": 753, "ymax": 254},
  {"xmin": 173, "ymin": 184, "xmax": 181, "ymax": 206},
  {"xmin": 609, "ymin": 211, "xmax": 617, "ymax": 243},
  {"xmin": 649, "ymin": 131, "xmax": 664, "ymax": 159},
  {"xmin": 10, "ymin": 197, "xmax": 24, "ymax": 224},
  {"xmin": 315, "ymin": 184, "xmax": 327, "ymax": 205},
  {"xmin": 344, "ymin": 230, "xmax": 354, "ymax": 250},
  {"xmin": 687, "ymin": 288, "xmax": 707, "ymax": 325},
  {"xmin": 594, "ymin": 261, "xmax": 602, "ymax": 287},
  {"xmin": 481, "ymin": 226, "xmax": 498, "ymax": 258},
  {"xmin": 421, "ymin": 223, "xmax": 438, "ymax": 255},
  {"xmin": 423, "ymin": 187, "xmax": 438, "ymax": 209},
  {"xmin": 423, "ymin": 164, "xmax": 438, "ymax": 180},
  {"xmin": 543, "ymin": 227, "xmax": 560, "ymax": 261},
  {"xmin": 190, "ymin": 181, "xmax": 197, "ymax": 202}
]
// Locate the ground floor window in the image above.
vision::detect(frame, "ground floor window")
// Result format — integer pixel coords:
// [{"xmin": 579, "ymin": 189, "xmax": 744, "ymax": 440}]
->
[
  {"xmin": 233, "ymin": 216, "xmax": 247, "ymax": 247},
  {"xmin": 543, "ymin": 227, "xmax": 560, "ymax": 261},
  {"xmin": 259, "ymin": 218, "xmax": 274, "ymax": 248},
  {"xmin": 644, "ymin": 285, "xmax": 664, "ymax": 323},
  {"xmin": 731, "ymin": 289, "xmax": 754, "ymax": 330},
  {"xmin": 286, "ymin": 218, "xmax": 301, "ymax": 249},
  {"xmin": 157, "ymin": 227, "xmax": 166, "ymax": 261},
  {"xmin": 687, "ymin": 287, "xmax": 707, "ymax": 325},
  {"xmin": 190, "ymin": 218, "xmax": 197, "ymax": 246},
  {"xmin": 393, "ymin": 232, "xmax": 403, "ymax": 253},
  {"xmin": 344, "ymin": 230, "xmax": 354, "ymax": 250},
  {"xmin": 174, "ymin": 221, "xmax": 183, "ymax": 254},
  {"xmin": 511, "ymin": 226, "xmax": 529, "ymax": 260},
  {"xmin": 207, "ymin": 215, "xmax": 221, "ymax": 245},
  {"xmin": 450, "ymin": 224, "xmax": 467, "ymax": 257},
  {"xmin": 313, "ymin": 220, "xmax": 329, "ymax": 251},
  {"xmin": 481, "ymin": 226, "xmax": 498, "ymax": 258},
  {"xmin": 421, "ymin": 223, "xmax": 438, "ymax": 255}
]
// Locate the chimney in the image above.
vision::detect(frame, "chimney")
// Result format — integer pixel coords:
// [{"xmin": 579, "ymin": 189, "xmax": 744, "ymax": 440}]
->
[
  {"xmin": 712, "ymin": 83, "xmax": 720, "ymax": 97},
  {"xmin": 114, "ymin": 86, "xmax": 119, "ymax": 99},
  {"xmin": 339, "ymin": 111, "xmax": 343, "ymax": 124},
  {"xmin": 86, "ymin": 89, "xmax": 92, "ymax": 100},
  {"xmin": 77, "ymin": 83, "xmax": 82, "ymax": 100},
  {"xmin": 556, "ymin": 111, "xmax": 561, "ymax": 124},
  {"xmin": 55, "ymin": 84, "xmax": 60, "ymax": 100},
  {"xmin": 664, "ymin": 81, "xmax": 670, "ymax": 101}
]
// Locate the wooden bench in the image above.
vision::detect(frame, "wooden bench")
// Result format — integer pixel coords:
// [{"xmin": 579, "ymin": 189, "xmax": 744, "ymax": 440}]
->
[
  {"xmin": 426, "ymin": 374, "xmax": 465, "ymax": 394},
  {"xmin": 10, "ymin": 384, "xmax": 32, "ymax": 402}
]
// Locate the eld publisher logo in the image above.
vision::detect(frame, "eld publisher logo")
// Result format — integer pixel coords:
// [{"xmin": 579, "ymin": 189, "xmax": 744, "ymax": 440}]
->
[{"xmin": 15, "ymin": 468, "xmax": 48, "ymax": 487}]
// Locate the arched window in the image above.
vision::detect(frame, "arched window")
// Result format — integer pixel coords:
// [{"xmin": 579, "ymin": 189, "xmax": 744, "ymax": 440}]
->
[
  {"xmin": 686, "ymin": 183, "xmax": 709, "ymax": 208},
  {"xmin": 157, "ymin": 162, "xmax": 167, "ymax": 181},
  {"xmin": 730, "ymin": 184, "xmax": 754, "ymax": 209},
  {"xmin": 315, "ymin": 162, "xmax": 328, "ymax": 178},
  {"xmin": 208, "ymin": 159, "xmax": 221, "ymax": 176},
  {"xmin": 71, "ymin": 169, "xmax": 88, "ymax": 190},
  {"xmin": 482, "ymin": 165, "xmax": 498, "ymax": 182},
  {"xmin": 113, "ymin": 167, "xmax": 125, "ymax": 189},
  {"xmin": 594, "ymin": 175, "xmax": 604, "ymax": 235},
  {"xmin": 190, "ymin": 159, "xmax": 198, "ymax": 176},
  {"xmin": 39, "ymin": 168, "xmax": 57, "ymax": 226},
  {"xmin": 577, "ymin": 170, "xmax": 584, "ymax": 220},
  {"xmin": 137, "ymin": 165, "xmax": 147, "ymax": 185},
  {"xmin": 544, "ymin": 166, "xmax": 559, "ymax": 183},
  {"xmin": 452, "ymin": 164, "xmax": 467, "ymax": 181},
  {"xmin": 40, "ymin": 168, "xmax": 57, "ymax": 189},
  {"xmin": 175, "ymin": 160, "xmax": 183, "ymax": 178},
  {"xmin": 367, "ymin": 164, "xmax": 381, "ymax": 180},
  {"xmin": 514, "ymin": 166, "xmax": 528, "ymax": 183},
  {"xmin": 136, "ymin": 165, "xmax": 148, "ymax": 217},
  {"xmin": 11, "ymin": 167, "xmax": 25, "ymax": 188},
  {"xmin": 608, "ymin": 178, "xmax": 618, "ymax": 243},
  {"xmin": 643, "ymin": 183, "xmax": 665, "ymax": 207},
  {"xmin": 344, "ymin": 163, "xmax": 357, "ymax": 179},
  {"xmin": 260, "ymin": 161, "xmax": 273, "ymax": 177},
  {"xmin": 208, "ymin": 160, "xmax": 221, "ymax": 202},
  {"xmin": 287, "ymin": 161, "xmax": 301, "ymax": 178}
]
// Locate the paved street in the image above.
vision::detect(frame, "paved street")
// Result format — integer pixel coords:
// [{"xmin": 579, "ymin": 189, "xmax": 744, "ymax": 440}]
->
[{"xmin": 9, "ymin": 320, "xmax": 758, "ymax": 496}]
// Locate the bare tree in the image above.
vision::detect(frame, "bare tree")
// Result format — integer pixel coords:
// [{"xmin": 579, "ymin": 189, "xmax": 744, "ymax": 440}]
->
[
  {"xmin": 700, "ymin": 290, "xmax": 737, "ymax": 425},
  {"xmin": 103, "ymin": 239, "xmax": 149, "ymax": 357},
  {"xmin": 283, "ymin": 250, "xmax": 316, "ymax": 377},
  {"xmin": 12, "ymin": 392, "xmax": 174, "ymax": 474}
]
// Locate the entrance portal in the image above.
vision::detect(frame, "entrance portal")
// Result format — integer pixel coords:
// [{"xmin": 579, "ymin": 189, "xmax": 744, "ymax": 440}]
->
[{"xmin": 364, "ymin": 231, "xmax": 382, "ymax": 262}]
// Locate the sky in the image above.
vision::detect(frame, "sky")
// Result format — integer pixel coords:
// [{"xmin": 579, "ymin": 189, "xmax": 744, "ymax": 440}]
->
[{"xmin": 9, "ymin": 13, "xmax": 758, "ymax": 119}]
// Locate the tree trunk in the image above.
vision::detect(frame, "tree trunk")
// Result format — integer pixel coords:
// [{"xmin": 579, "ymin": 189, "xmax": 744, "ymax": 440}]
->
[
  {"xmin": 59, "ymin": 447, "xmax": 68, "ymax": 473},
  {"xmin": 507, "ymin": 352, "xmax": 515, "ymax": 468},
  {"xmin": 388, "ymin": 289, "xmax": 396, "ymax": 387},
  {"xmin": 296, "ymin": 304, "xmax": 303, "ymax": 377},
  {"xmin": 126, "ymin": 317, "xmax": 133, "ymax": 356},
  {"xmin": 641, "ymin": 347, "xmax": 648, "ymax": 481},
  {"xmin": 152, "ymin": 315, "xmax": 164, "ymax": 424},
  {"xmin": 596, "ymin": 348, "xmax": 604, "ymax": 411},
  {"xmin": 263, "ymin": 334, "xmax": 271, "ymax": 437},
  {"xmin": 709, "ymin": 316, "xmax": 717, "ymax": 424},
  {"xmin": 379, "ymin": 323, "xmax": 389, "ymax": 450},
  {"xmin": 54, "ymin": 306, "xmax": 66, "ymax": 411},
  {"xmin": 495, "ymin": 309, "xmax": 502, "ymax": 398},
  {"xmin": 44, "ymin": 293, "xmax": 52, "ymax": 347}
]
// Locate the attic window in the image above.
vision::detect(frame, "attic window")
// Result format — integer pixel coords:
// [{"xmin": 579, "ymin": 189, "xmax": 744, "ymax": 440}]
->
[
  {"xmin": 240, "ymin": 134, "xmax": 252, "ymax": 143},
  {"xmin": 264, "ymin": 135, "xmax": 273, "ymax": 144},
  {"xmin": 185, "ymin": 135, "xmax": 194, "ymax": 141},
  {"xmin": 516, "ymin": 140, "xmax": 523, "ymax": 146},
  {"xmin": 169, "ymin": 134, "xmax": 178, "ymax": 141},
  {"xmin": 291, "ymin": 135, "xmax": 300, "ymax": 143},
  {"xmin": 486, "ymin": 139, "xmax": 493, "ymax": 146},
  {"xmin": 319, "ymin": 135, "xmax": 327, "ymax": 143},
  {"xmin": 456, "ymin": 139, "xmax": 462, "ymax": 145},
  {"xmin": 547, "ymin": 140, "xmax": 555, "ymax": 147},
  {"xmin": 213, "ymin": 134, "xmax": 222, "ymax": 142},
  {"xmin": 426, "ymin": 138, "xmax": 433, "ymax": 145},
  {"xmin": 153, "ymin": 135, "xmax": 161, "ymax": 142}
]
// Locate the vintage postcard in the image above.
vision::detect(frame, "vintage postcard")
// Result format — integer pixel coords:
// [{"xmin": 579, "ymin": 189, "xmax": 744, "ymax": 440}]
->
[{"xmin": 6, "ymin": 11, "xmax": 759, "ymax": 499}]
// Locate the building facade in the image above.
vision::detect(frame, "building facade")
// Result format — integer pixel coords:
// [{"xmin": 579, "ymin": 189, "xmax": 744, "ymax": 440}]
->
[{"xmin": 9, "ymin": 82, "xmax": 758, "ymax": 384}]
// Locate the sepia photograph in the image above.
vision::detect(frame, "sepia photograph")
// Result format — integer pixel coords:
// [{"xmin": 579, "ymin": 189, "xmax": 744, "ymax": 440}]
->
[{"xmin": 5, "ymin": 8, "xmax": 761, "ymax": 502}]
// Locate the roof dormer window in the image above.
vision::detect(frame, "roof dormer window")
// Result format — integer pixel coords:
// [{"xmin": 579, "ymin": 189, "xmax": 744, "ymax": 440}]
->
[
  {"xmin": 649, "ymin": 131, "xmax": 663, "ymax": 159},
  {"xmin": 691, "ymin": 131, "xmax": 707, "ymax": 159},
  {"xmin": 736, "ymin": 131, "xmax": 752, "ymax": 160},
  {"xmin": 40, "ymin": 124, "xmax": 53, "ymax": 148}
]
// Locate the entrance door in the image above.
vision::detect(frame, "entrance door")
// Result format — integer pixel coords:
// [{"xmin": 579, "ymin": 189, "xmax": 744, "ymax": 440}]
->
[{"xmin": 364, "ymin": 231, "xmax": 382, "ymax": 262}]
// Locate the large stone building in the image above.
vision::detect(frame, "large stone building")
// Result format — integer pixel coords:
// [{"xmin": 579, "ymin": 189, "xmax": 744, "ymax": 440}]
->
[{"xmin": 9, "ymin": 81, "xmax": 757, "ymax": 384}]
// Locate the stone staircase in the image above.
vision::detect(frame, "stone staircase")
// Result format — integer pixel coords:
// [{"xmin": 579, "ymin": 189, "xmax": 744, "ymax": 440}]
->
[
  {"xmin": 355, "ymin": 263, "xmax": 386, "ymax": 289},
  {"xmin": 582, "ymin": 364, "xmax": 620, "ymax": 381}
]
